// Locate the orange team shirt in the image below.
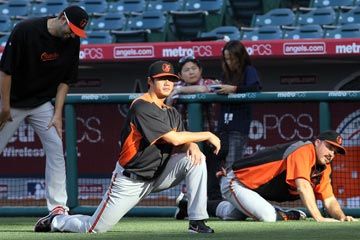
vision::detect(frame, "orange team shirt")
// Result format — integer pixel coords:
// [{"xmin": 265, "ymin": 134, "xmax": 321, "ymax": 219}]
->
[
  {"xmin": 286, "ymin": 144, "xmax": 334, "ymax": 200},
  {"xmin": 235, "ymin": 143, "xmax": 334, "ymax": 201}
]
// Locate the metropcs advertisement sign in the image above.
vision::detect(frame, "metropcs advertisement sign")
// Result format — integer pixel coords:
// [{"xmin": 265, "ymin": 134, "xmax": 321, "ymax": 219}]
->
[{"xmin": 1, "ymin": 39, "xmax": 360, "ymax": 61}]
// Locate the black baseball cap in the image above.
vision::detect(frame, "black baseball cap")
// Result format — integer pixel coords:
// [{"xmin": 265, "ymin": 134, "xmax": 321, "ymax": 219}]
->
[
  {"xmin": 63, "ymin": 5, "xmax": 89, "ymax": 38},
  {"xmin": 148, "ymin": 61, "xmax": 179, "ymax": 82},
  {"xmin": 318, "ymin": 130, "xmax": 346, "ymax": 155}
]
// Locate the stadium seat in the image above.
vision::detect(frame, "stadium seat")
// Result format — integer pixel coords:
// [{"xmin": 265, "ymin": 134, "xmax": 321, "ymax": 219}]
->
[
  {"xmin": 127, "ymin": 10, "xmax": 166, "ymax": 31},
  {"xmin": 81, "ymin": 31, "xmax": 113, "ymax": 44},
  {"xmin": 31, "ymin": 0, "xmax": 67, "ymax": 17},
  {"xmin": 0, "ymin": 15, "xmax": 12, "ymax": 32},
  {"xmin": 296, "ymin": 7, "xmax": 337, "ymax": 25},
  {"xmin": 183, "ymin": 0, "xmax": 225, "ymax": 30},
  {"xmin": 241, "ymin": 25, "xmax": 283, "ymax": 40},
  {"xmin": 311, "ymin": 0, "xmax": 354, "ymax": 8},
  {"xmin": 78, "ymin": 0, "xmax": 108, "ymax": 16},
  {"xmin": 200, "ymin": 25, "xmax": 241, "ymax": 40},
  {"xmin": 283, "ymin": 24, "xmax": 324, "ymax": 39},
  {"xmin": 228, "ymin": 0, "xmax": 263, "ymax": 26},
  {"xmin": 108, "ymin": 0, "xmax": 146, "ymax": 13},
  {"xmin": 127, "ymin": 10, "xmax": 166, "ymax": 41},
  {"xmin": 89, "ymin": 12, "xmax": 127, "ymax": 31},
  {"xmin": 168, "ymin": 10, "xmax": 208, "ymax": 40},
  {"xmin": 253, "ymin": 8, "xmax": 295, "ymax": 27},
  {"xmin": 324, "ymin": 23, "xmax": 360, "ymax": 38},
  {"xmin": 338, "ymin": 6, "xmax": 360, "ymax": 24},
  {"xmin": 184, "ymin": 0, "xmax": 223, "ymax": 13},
  {"xmin": 111, "ymin": 29, "xmax": 150, "ymax": 42},
  {"xmin": 146, "ymin": 0, "xmax": 184, "ymax": 12},
  {"xmin": 1, "ymin": 0, "xmax": 31, "ymax": 17},
  {"xmin": 0, "ymin": 32, "xmax": 9, "ymax": 47}
]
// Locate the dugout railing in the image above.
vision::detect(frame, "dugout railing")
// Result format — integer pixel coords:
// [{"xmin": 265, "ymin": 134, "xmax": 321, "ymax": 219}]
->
[{"xmin": 0, "ymin": 91, "xmax": 359, "ymax": 217}]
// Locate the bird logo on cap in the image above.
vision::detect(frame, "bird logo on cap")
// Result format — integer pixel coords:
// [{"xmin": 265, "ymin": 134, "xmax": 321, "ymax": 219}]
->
[
  {"xmin": 336, "ymin": 136, "xmax": 343, "ymax": 145},
  {"xmin": 162, "ymin": 63, "xmax": 171, "ymax": 73},
  {"xmin": 80, "ymin": 19, "xmax": 88, "ymax": 28}
]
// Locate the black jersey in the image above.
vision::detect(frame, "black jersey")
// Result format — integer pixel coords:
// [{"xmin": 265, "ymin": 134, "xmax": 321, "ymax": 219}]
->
[
  {"xmin": 118, "ymin": 94, "xmax": 185, "ymax": 180},
  {"xmin": 0, "ymin": 17, "xmax": 80, "ymax": 108}
]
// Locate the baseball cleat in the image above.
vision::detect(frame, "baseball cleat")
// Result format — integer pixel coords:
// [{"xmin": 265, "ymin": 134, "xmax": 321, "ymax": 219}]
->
[
  {"xmin": 34, "ymin": 206, "xmax": 66, "ymax": 232},
  {"xmin": 188, "ymin": 220, "xmax": 214, "ymax": 233},
  {"xmin": 274, "ymin": 206, "xmax": 307, "ymax": 221},
  {"xmin": 174, "ymin": 192, "xmax": 188, "ymax": 220}
]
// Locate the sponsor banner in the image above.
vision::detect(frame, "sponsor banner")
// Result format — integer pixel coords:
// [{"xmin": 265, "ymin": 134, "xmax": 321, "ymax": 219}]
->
[
  {"xmin": 283, "ymin": 42, "xmax": 326, "ymax": 55},
  {"xmin": 76, "ymin": 39, "xmax": 360, "ymax": 61},
  {"xmin": 3, "ymin": 39, "xmax": 358, "ymax": 62},
  {"xmin": 0, "ymin": 104, "xmax": 127, "ymax": 175},
  {"xmin": 245, "ymin": 103, "xmax": 318, "ymax": 155},
  {"xmin": 113, "ymin": 46, "xmax": 154, "ymax": 59},
  {"xmin": 330, "ymin": 103, "xmax": 360, "ymax": 206},
  {"xmin": 1, "ymin": 103, "xmax": 358, "ymax": 174}
]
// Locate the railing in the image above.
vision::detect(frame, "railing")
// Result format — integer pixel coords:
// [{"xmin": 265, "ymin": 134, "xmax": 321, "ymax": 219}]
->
[{"xmin": 0, "ymin": 91, "xmax": 359, "ymax": 216}]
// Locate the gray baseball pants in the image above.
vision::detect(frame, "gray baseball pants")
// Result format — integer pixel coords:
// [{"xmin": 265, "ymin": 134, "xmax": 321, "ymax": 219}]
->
[
  {"xmin": 220, "ymin": 170, "xmax": 277, "ymax": 222},
  {"xmin": 51, "ymin": 152, "xmax": 209, "ymax": 233},
  {"xmin": 0, "ymin": 101, "xmax": 68, "ymax": 211}
]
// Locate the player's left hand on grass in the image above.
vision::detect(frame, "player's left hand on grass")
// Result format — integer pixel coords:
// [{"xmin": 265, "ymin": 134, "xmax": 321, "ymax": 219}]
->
[
  {"xmin": 341, "ymin": 216, "xmax": 358, "ymax": 222},
  {"xmin": 48, "ymin": 116, "xmax": 63, "ymax": 139}
]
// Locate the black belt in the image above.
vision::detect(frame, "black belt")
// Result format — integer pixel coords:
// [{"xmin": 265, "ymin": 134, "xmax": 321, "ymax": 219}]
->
[{"xmin": 122, "ymin": 170, "xmax": 148, "ymax": 181}]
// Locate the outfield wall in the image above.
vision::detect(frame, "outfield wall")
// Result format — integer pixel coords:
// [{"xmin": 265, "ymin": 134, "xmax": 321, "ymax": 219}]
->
[{"xmin": 0, "ymin": 92, "xmax": 359, "ymax": 217}]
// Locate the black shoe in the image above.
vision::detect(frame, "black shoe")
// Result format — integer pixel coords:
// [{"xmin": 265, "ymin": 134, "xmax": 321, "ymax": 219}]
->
[
  {"xmin": 275, "ymin": 206, "xmax": 307, "ymax": 221},
  {"xmin": 188, "ymin": 220, "xmax": 214, "ymax": 233},
  {"xmin": 34, "ymin": 206, "xmax": 65, "ymax": 232},
  {"xmin": 174, "ymin": 192, "xmax": 188, "ymax": 220}
]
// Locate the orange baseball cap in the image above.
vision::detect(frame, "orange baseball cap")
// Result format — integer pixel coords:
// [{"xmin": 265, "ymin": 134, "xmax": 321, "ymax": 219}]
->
[{"xmin": 63, "ymin": 5, "xmax": 89, "ymax": 38}]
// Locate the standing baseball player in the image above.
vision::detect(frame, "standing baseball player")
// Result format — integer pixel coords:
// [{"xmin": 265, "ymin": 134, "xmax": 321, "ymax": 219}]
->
[
  {"xmin": 0, "ymin": 5, "xmax": 88, "ymax": 214},
  {"xmin": 216, "ymin": 130, "xmax": 357, "ymax": 222},
  {"xmin": 34, "ymin": 60, "xmax": 221, "ymax": 234}
]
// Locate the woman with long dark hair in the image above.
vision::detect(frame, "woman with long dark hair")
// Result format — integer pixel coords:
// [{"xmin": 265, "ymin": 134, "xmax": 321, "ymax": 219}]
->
[{"xmin": 216, "ymin": 40, "xmax": 261, "ymax": 168}]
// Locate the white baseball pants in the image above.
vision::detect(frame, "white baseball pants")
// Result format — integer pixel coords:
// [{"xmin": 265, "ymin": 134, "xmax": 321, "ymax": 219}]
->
[
  {"xmin": 220, "ymin": 170, "xmax": 277, "ymax": 222},
  {"xmin": 0, "ymin": 101, "xmax": 68, "ymax": 211},
  {"xmin": 51, "ymin": 153, "xmax": 209, "ymax": 233}
]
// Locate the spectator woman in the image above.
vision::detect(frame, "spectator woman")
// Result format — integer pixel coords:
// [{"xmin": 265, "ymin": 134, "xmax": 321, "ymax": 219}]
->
[
  {"xmin": 215, "ymin": 40, "xmax": 262, "ymax": 175},
  {"xmin": 167, "ymin": 56, "xmax": 220, "ymax": 132}
]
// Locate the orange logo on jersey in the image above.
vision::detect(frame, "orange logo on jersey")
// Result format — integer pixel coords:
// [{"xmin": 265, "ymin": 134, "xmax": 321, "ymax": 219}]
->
[
  {"xmin": 80, "ymin": 19, "xmax": 88, "ymax": 28},
  {"xmin": 162, "ymin": 63, "xmax": 171, "ymax": 73},
  {"xmin": 40, "ymin": 52, "xmax": 59, "ymax": 61},
  {"xmin": 336, "ymin": 136, "xmax": 343, "ymax": 145}
]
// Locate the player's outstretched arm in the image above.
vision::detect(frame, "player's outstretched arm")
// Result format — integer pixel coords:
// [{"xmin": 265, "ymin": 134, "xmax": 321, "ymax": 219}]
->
[
  {"xmin": 162, "ymin": 131, "xmax": 220, "ymax": 154},
  {"xmin": 295, "ymin": 178, "xmax": 339, "ymax": 222}
]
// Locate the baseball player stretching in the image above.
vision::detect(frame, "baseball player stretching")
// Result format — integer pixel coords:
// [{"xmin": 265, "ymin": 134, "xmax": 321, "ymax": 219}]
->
[
  {"xmin": 216, "ymin": 131, "xmax": 357, "ymax": 222},
  {"xmin": 34, "ymin": 60, "xmax": 221, "ymax": 233},
  {"xmin": 0, "ymin": 6, "xmax": 88, "ymax": 214}
]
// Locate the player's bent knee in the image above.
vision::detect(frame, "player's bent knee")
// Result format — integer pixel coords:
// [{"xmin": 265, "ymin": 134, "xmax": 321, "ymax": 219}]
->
[{"xmin": 259, "ymin": 212, "xmax": 277, "ymax": 222}]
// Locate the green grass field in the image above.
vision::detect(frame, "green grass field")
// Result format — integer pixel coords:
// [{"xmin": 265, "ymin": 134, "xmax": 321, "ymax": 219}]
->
[{"xmin": 0, "ymin": 217, "xmax": 359, "ymax": 240}]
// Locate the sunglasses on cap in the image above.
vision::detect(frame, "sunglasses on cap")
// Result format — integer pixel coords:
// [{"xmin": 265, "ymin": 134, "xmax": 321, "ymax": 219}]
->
[{"xmin": 178, "ymin": 55, "xmax": 196, "ymax": 64}]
